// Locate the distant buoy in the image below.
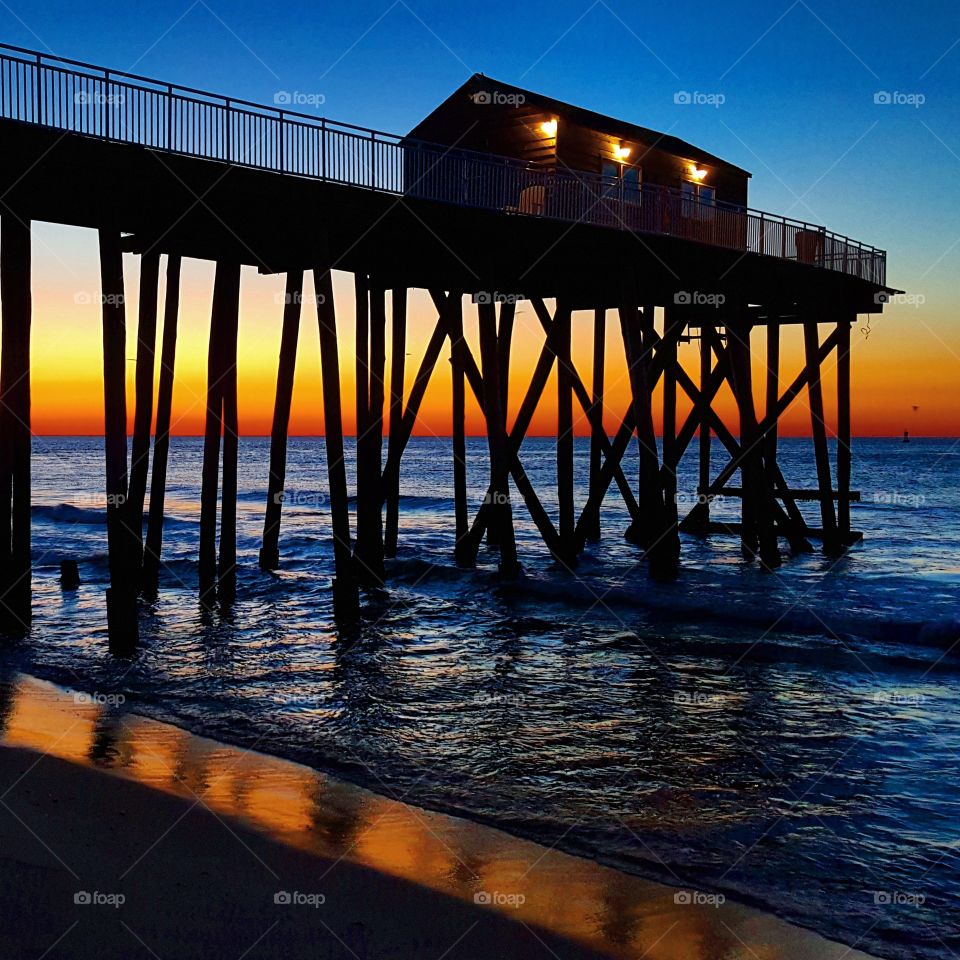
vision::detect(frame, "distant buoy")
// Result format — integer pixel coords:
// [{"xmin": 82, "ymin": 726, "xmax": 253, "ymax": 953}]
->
[{"xmin": 903, "ymin": 430, "xmax": 910, "ymax": 443}]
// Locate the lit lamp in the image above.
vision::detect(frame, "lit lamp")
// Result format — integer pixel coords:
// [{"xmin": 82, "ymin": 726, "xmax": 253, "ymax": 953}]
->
[
  {"xmin": 613, "ymin": 143, "xmax": 631, "ymax": 162},
  {"xmin": 540, "ymin": 118, "xmax": 558, "ymax": 137},
  {"xmin": 688, "ymin": 163, "xmax": 707, "ymax": 180}
]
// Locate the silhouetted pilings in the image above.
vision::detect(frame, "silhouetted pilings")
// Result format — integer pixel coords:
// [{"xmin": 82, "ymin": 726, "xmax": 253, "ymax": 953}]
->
[
  {"xmin": 98, "ymin": 230, "xmax": 138, "ymax": 651},
  {"xmin": 199, "ymin": 261, "xmax": 241, "ymax": 606},
  {"xmin": 0, "ymin": 212, "xmax": 32, "ymax": 630},
  {"xmin": 0, "ymin": 219, "xmax": 866, "ymax": 648},
  {"xmin": 384, "ymin": 288, "xmax": 406, "ymax": 558},
  {"xmin": 127, "ymin": 250, "xmax": 160, "ymax": 575},
  {"xmin": 260, "ymin": 270, "xmax": 303, "ymax": 571},
  {"xmin": 143, "ymin": 254, "xmax": 181, "ymax": 594},
  {"xmin": 315, "ymin": 264, "xmax": 360, "ymax": 619}
]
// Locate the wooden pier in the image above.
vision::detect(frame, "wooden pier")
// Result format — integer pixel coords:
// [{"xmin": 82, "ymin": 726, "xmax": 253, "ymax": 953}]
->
[{"xmin": 0, "ymin": 45, "xmax": 895, "ymax": 650}]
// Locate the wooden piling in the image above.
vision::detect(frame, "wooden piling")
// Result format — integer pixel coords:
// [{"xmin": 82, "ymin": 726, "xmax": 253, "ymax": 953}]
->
[
  {"xmin": 618, "ymin": 295, "xmax": 676, "ymax": 574},
  {"xmin": 836, "ymin": 316, "xmax": 852, "ymax": 541},
  {"xmin": 218, "ymin": 266, "xmax": 241, "ymax": 606},
  {"xmin": 555, "ymin": 301, "xmax": 575, "ymax": 562},
  {"xmin": 367, "ymin": 283, "xmax": 386, "ymax": 579},
  {"xmin": 199, "ymin": 260, "xmax": 240, "ymax": 605},
  {"xmin": 803, "ymin": 314, "xmax": 840, "ymax": 554},
  {"xmin": 384, "ymin": 287, "xmax": 406, "ymax": 558},
  {"xmin": 260, "ymin": 270, "xmax": 303, "ymax": 571},
  {"xmin": 98, "ymin": 230, "xmax": 137, "ymax": 650},
  {"xmin": 352, "ymin": 275, "xmax": 385, "ymax": 585},
  {"xmin": 693, "ymin": 323, "xmax": 713, "ymax": 531},
  {"xmin": 487, "ymin": 300, "xmax": 515, "ymax": 547},
  {"xmin": 585, "ymin": 308, "xmax": 604, "ymax": 542},
  {"xmin": 0, "ymin": 212, "xmax": 32, "ymax": 630},
  {"xmin": 477, "ymin": 300, "xmax": 519, "ymax": 576},
  {"xmin": 661, "ymin": 306, "xmax": 680, "ymax": 533},
  {"xmin": 142, "ymin": 255, "xmax": 181, "ymax": 594},
  {"xmin": 315, "ymin": 265, "xmax": 360, "ymax": 619},
  {"xmin": 449, "ymin": 296, "xmax": 470, "ymax": 564},
  {"xmin": 765, "ymin": 317, "xmax": 780, "ymax": 471},
  {"xmin": 127, "ymin": 250, "xmax": 160, "ymax": 576},
  {"xmin": 727, "ymin": 317, "xmax": 780, "ymax": 568}
]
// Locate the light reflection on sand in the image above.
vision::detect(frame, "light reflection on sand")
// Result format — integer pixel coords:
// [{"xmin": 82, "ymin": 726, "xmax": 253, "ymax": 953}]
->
[{"xmin": 0, "ymin": 673, "xmax": 876, "ymax": 960}]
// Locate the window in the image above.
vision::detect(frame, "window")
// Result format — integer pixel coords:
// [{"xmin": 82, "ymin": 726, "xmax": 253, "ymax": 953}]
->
[
  {"xmin": 682, "ymin": 180, "xmax": 715, "ymax": 219},
  {"xmin": 601, "ymin": 160, "xmax": 641, "ymax": 203}
]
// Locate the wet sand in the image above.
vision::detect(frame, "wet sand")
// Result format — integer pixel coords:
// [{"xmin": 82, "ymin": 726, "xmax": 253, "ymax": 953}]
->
[{"xmin": 0, "ymin": 674, "xmax": 880, "ymax": 959}]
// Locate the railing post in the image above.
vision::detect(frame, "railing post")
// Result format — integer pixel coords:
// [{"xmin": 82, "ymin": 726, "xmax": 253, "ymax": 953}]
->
[
  {"xmin": 279, "ymin": 110, "xmax": 284, "ymax": 172},
  {"xmin": 103, "ymin": 70, "xmax": 109, "ymax": 138},
  {"xmin": 34, "ymin": 53, "xmax": 41, "ymax": 125},
  {"xmin": 370, "ymin": 131, "xmax": 376, "ymax": 189},
  {"xmin": 166, "ymin": 84, "xmax": 173, "ymax": 151},
  {"xmin": 225, "ymin": 98, "xmax": 231, "ymax": 162},
  {"xmin": 321, "ymin": 118, "xmax": 326, "ymax": 180}
]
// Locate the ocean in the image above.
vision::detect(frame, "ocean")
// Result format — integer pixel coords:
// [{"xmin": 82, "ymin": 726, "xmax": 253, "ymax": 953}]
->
[{"xmin": 2, "ymin": 435, "xmax": 958, "ymax": 959}]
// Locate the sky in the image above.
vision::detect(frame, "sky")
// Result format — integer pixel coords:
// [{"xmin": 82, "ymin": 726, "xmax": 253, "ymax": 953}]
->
[{"xmin": 3, "ymin": 0, "xmax": 959, "ymax": 436}]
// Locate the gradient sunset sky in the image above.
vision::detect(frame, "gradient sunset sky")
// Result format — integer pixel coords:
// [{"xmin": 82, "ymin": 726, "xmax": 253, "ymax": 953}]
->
[{"xmin": 5, "ymin": 0, "xmax": 959, "ymax": 436}]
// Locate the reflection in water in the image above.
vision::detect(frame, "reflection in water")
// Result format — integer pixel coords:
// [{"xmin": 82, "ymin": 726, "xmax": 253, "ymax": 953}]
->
[{"xmin": 0, "ymin": 673, "xmax": 875, "ymax": 960}]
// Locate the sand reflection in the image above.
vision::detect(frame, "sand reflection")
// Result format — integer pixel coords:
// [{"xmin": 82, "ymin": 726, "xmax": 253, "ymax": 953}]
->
[{"xmin": 0, "ymin": 673, "xmax": 873, "ymax": 960}]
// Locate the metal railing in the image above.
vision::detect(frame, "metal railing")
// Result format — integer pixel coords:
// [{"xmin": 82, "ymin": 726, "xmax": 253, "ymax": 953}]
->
[{"xmin": 0, "ymin": 43, "xmax": 886, "ymax": 286}]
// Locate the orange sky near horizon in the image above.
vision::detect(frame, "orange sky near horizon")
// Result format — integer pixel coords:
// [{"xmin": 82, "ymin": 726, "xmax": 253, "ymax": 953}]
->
[{"xmin": 21, "ymin": 223, "xmax": 960, "ymax": 439}]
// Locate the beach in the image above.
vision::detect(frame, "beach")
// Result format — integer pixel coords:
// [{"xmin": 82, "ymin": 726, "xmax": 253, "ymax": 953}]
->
[{"xmin": 0, "ymin": 673, "xmax": 881, "ymax": 960}]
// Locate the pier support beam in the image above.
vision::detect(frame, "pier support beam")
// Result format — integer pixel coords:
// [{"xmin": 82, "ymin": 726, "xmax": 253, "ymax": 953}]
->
[
  {"xmin": 384, "ymin": 287, "xmax": 406, "ymax": 558},
  {"xmin": 584, "ymin": 308, "xmax": 605, "ymax": 542},
  {"xmin": 619, "ymin": 295, "xmax": 677, "ymax": 576},
  {"xmin": 98, "ymin": 230, "xmax": 137, "ymax": 651},
  {"xmin": 803, "ymin": 313, "xmax": 840, "ymax": 555},
  {"xmin": 692, "ymin": 323, "xmax": 713, "ymax": 532},
  {"xmin": 219, "ymin": 270, "xmax": 241, "ymax": 606},
  {"xmin": 487, "ymin": 300, "xmax": 515, "ymax": 547},
  {"xmin": 0, "ymin": 212, "xmax": 32, "ymax": 631},
  {"xmin": 836, "ymin": 315, "xmax": 852, "ymax": 542},
  {"xmin": 555, "ymin": 301, "xmax": 575, "ymax": 564},
  {"xmin": 353, "ymin": 276, "xmax": 385, "ymax": 585},
  {"xmin": 199, "ymin": 260, "xmax": 241, "ymax": 606},
  {"xmin": 143, "ymin": 255, "xmax": 181, "ymax": 594},
  {"xmin": 661, "ymin": 306, "xmax": 681, "ymax": 536},
  {"xmin": 477, "ymin": 300, "xmax": 518, "ymax": 576},
  {"xmin": 727, "ymin": 316, "xmax": 780, "ymax": 568},
  {"xmin": 260, "ymin": 270, "xmax": 303, "ymax": 571},
  {"xmin": 127, "ymin": 251, "xmax": 160, "ymax": 578},
  {"xmin": 449, "ymin": 296, "xmax": 470, "ymax": 564},
  {"xmin": 315, "ymin": 264, "xmax": 359, "ymax": 620}
]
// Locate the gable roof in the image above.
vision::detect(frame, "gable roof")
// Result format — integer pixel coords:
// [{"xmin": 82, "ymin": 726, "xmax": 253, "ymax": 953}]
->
[{"xmin": 409, "ymin": 74, "xmax": 751, "ymax": 178}]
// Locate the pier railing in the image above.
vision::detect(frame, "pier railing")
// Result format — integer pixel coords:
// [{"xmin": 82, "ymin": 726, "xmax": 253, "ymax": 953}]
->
[{"xmin": 0, "ymin": 43, "xmax": 886, "ymax": 286}]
